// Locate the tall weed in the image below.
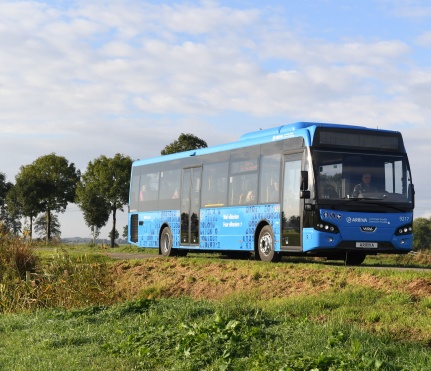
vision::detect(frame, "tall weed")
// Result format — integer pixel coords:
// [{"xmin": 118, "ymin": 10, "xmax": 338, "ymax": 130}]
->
[
  {"xmin": 0, "ymin": 232, "xmax": 38, "ymax": 280},
  {"xmin": 0, "ymin": 236, "xmax": 114, "ymax": 313}
]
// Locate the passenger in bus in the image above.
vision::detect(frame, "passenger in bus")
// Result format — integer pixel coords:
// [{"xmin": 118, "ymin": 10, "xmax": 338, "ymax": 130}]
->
[
  {"xmin": 172, "ymin": 189, "xmax": 179, "ymax": 199},
  {"xmin": 267, "ymin": 181, "xmax": 279, "ymax": 203},
  {"xmin": 139, "ymin": 185, "xmax": 146, "ymax": 201},
  {"xmin": 352, "ymin": 173, "xmax": 376, "ymax": 197},
  {"xmin": 244, "ymin": 190, "xmax": 256, "ymax": 204}
]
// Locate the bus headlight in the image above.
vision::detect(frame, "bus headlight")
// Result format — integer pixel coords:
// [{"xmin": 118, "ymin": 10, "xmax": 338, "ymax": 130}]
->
[
  {"xmin": 395, "ymin": 224, "xmax": 413, "ymax": 236},
  {"xmin": 315, "ymin": 221, "xmax": 339, "ymax": 234}
]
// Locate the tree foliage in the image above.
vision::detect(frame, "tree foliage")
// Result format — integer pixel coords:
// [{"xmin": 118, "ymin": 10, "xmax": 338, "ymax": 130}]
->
[
  {"xmin": 9, "ymin": 153, "xmax": 79, "ymax": 242},
  {"xmin": 0, "ymin": 173, "xmax": 12, "ymax": 209},
  {"xmin": 78, "ymin": 153, "xmax": 132, "ymax": 247},
  {"xmin": 0, "ymin": 173, "xmax": 19, "ymax": 234},
  {"xmin": 161, "ymin": 133, "xmax": 207, "ymax": 155},
  {"xmin": 76, "ymin": 186, "xmax": 110, "ymax": 241},
  {"xmin": 34, "ymin": 213, "xmax": 61, "ymax": 240},
  {"xmin": 6, "ymin": 175, "xmax": 39, "ymax": 238},
  {"xmin": 413, "ymin": 217, "xmax": 431, "ymax": 250}
]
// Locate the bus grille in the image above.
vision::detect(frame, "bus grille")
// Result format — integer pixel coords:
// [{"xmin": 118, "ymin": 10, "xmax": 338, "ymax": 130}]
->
[{"xmin": 130, "ymin": 214, "xmax": 138, "ymax": 243}]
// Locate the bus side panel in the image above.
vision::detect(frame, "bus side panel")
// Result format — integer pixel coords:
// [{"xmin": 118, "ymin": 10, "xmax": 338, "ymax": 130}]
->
[
  {"xmin": 133, "ymin": 210, "xmax": 181, "ymax": 249},
  {"xmin": 200, "ymin": 205, "xmax": 281, "ymax": 251}
]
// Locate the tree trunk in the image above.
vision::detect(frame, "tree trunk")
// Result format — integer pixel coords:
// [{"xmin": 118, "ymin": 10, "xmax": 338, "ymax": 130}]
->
[
  {"xmin": 93, "ymin": 226, "xmax": 97, "ymax": 245},
  {"xmin": 29, "ymin": 216, "xmax": 33, "ymax": 241},
  {"xmin": 46, "ymin": 210, "xmax": 51, "ymax": 245},
  {"xmin": 110, "ymin": 208, "xmax": 116, "ymax": 248}
]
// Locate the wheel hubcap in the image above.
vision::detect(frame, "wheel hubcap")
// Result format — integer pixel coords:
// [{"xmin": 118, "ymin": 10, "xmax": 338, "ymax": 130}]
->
[
  {"xmin": 162, "ymin": 234, "xmax": 170, "ymax": 253},
  {"xmin": 259, "ymin": 232, "xmax": 272, "ymax": 256}
]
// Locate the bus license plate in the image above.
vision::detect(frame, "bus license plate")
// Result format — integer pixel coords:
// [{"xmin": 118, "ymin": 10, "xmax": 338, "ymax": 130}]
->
[{"xmin": 356, "ymin": 242, "xmax": 378, "ymax": 248}]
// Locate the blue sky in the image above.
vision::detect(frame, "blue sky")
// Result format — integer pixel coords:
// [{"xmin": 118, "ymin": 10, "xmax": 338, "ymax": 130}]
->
[{"xmin": 1, "ymin": 0, "xmax": 430, "ymax": 238}]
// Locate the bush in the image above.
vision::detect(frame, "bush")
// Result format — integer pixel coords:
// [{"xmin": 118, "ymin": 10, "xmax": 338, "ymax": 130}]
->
[{"xmin": 0, "ymin": 231, "xmax": 39, "ymax": 280}]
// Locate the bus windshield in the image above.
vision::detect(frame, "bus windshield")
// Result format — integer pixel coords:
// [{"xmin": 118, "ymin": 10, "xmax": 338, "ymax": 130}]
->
[{"xmin": 312, "ymin": 150, "xmax": 413, "ymax": 207}]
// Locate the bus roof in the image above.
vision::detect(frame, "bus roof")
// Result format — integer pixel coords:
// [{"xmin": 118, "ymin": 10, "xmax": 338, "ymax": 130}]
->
[{"xmin": 132, "ymin": 122, "xmax": 400, "ymax": 167}]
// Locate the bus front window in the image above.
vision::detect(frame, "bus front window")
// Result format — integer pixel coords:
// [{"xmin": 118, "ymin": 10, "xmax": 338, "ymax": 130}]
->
[
  {"xmin": 313, "ymin": 150, "xmax": 413, "ymax": 207},
  {"xmin": 318, "ymin": 162, "xmax": 342, "ymax": 199}
]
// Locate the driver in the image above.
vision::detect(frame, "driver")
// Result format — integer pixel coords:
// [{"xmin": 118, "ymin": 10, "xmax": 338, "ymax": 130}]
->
[{"xmin": 352, "ymin": 173, "xmax": 376, "ymax": 197}]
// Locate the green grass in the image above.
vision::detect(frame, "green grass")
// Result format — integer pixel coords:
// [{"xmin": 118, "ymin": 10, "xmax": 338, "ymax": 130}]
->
[
  {"xmin": 1, "ymin": 296, "xmax": 430, "ymax": 370},
  {"xmin": 2, "ymin": 240, "xmax": 431, "ymax": 369}
]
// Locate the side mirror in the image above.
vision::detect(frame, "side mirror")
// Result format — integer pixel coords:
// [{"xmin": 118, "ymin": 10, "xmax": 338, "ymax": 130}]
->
[
  {"xmin": 409, "ymin": 184, "xmax": 415, "ymax": 209},
  {"xmin": 300, "ymin": 190, "xmax": 311, "ymax": 199},
  {"xmin": 300, "ymin": 171, "xmax": 308, "ymax": 191}
]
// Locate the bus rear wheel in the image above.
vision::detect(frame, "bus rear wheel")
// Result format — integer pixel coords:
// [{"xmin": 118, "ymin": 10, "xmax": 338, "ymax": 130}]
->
[
  {"xmin": 160, "ymin": 227, "xmax": 176, "ymax": 257},
  {"xmin": 256, "ymin": 225, "xmax": 281, "ymax": 262}
]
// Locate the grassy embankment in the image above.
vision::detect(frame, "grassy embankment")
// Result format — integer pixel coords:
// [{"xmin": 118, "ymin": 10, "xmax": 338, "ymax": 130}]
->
[{"xmin": 1, "ymin": 238, "xmax": 431, "ymax": 370}]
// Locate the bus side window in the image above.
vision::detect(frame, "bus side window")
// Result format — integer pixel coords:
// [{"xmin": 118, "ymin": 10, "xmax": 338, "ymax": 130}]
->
[
  {"xmin": 259, "ymin": 154, "xmax": 281, "ymax": 204},
  {"xmin": 202, "ymin": 161, "xmax": 228, "ymax": 207},
  {"xmin": 129, "ymin": 167, "xmax": 141, "ymax": 211}
]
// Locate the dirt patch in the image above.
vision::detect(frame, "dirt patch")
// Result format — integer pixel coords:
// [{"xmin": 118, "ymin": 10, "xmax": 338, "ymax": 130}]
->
[
  {"xmin": 407, "ymin": 278, "xmax": 431, "ymax": 298},
  {"xmin": 106, "ymin": 252, "xmax": 159, "ymax": 260},
  {"xmin": 110, "ymin": 258, "xmax": 431, "ymax": 302}
]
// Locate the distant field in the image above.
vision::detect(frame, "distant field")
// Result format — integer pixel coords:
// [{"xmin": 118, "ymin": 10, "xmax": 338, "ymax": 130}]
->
[{"xmin": 1, "ymin": 244, "xmax": 431, "ymax": 370}]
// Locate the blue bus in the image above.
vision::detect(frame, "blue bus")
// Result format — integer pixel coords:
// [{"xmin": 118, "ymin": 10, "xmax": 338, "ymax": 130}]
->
[{"xmin": 128, "ymin": 122, "xmax": 414, "ymax": 265}]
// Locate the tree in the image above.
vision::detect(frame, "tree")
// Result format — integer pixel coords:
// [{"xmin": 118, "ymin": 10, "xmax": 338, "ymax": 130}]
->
[
  {"xmin": 0, "ymin": 172, "xmax": 12, "ymax": 213},
  {"xmin": 78, "ymin": 153, "xmax": 132, "ymax": 248},
  {"xmin": 161, "ymin": 133, "xmax": 207, "ymax": 155},
  {"xmin": 34, "ymin": 213, "xmax": 61, "ymax": 240},
  {"xmin": 6, "ymin": 172, "xmax": 41, "ymax": 240},
  {"xmin": 109, "ymin": 228, "xmax": 119, "ymax": 245},
  {"xmin": 11, "ymin": 153, "xmax": 80, "ymax": 243},
  {"xmin": 0, "ymin": 173, "xmax": 20, "ymax": 234},
  {"xmin": 76, "ymin": 186, "xmax": 110, "ymax": 244},
  {"xmin": 3, "ymin": 185, "xmax": 22, "ymax": 235},
  {"xmin": 413, "ymin": 217, "xmax": 431, "ymax": 250}
]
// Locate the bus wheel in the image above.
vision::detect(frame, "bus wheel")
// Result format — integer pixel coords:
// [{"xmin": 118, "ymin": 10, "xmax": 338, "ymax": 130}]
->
[
  {"xmin": 160, "ymin": 227, "xmax": 176, "ymax": 257},
  {"xmin": 345, "ymin": 252, "xmax": 366, "ymax": 266},
  {"xmin": 257, "ymin": 225, "xmax": 280, "ymax": 262}
]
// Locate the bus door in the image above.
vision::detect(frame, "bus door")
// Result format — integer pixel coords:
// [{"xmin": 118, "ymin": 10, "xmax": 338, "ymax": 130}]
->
[
  {"xmin": 281, "ymin": 153, "xmax": 303, "ymax": 250},
  {"xmin": 181, "ymin": 167, "xmax": 202, "ymax": 246}
]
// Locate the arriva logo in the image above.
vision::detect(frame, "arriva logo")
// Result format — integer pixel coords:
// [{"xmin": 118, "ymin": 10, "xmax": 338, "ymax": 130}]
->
[{"xmin": 346, "ymin": 217, "xmax": 368, "ymax": 223}]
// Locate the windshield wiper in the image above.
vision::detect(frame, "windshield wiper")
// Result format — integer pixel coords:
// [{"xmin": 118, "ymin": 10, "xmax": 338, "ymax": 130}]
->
[{"xmin": 328, "ymin": 197, "xmax": 406, "ymax": 212}]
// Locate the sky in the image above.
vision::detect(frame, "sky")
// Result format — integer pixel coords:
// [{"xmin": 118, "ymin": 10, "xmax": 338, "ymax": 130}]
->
[{"xmin": 1, "ymin": 0, "xmax": 431, "ymax": 239}]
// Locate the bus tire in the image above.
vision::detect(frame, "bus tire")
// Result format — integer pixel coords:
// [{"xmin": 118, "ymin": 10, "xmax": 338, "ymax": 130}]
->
[
  {"xmin": 345, "ymin": 252, "xmax": 366, "ymax": 266},
  {"xmin": 257, "ymin": 225, "xmax": 280, "ymax": 262},
  {"xmin": 160, "ymin": 227, "xmax": 176, "ymax": 257}
]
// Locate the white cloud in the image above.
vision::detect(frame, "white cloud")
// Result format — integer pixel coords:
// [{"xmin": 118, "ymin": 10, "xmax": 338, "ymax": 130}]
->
[
  {"xmin": 382, "ymin": 0, "xmax": 431, "ymax": 18},
  {"xmin": 416, "ymin": 31, "xmax": 431, "ymax": 46},
  {"xmin": 0, "ymin": 0, "xmax": 417, "ymax": 125}
]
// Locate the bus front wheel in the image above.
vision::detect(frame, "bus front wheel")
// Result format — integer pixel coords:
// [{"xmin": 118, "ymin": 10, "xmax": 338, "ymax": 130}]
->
[
  {"xmin": 345, "ymin": 252, "xmax": 366, "ymax": 266},
  {"xmin": 256, "ymin": 225, "xmax": 281, "ymax": 262},
  {"xmin": 160, "ymin": 227, "xmax": 176, "ymax": 257}
]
